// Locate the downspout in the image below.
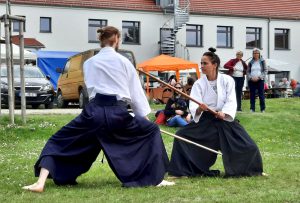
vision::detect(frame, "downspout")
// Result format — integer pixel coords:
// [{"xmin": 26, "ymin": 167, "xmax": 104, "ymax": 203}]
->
[
  {"xmin": 267, "ymin": 17, "xmax": 271, "ymax": 86},
  {"xmin": 268, "ymin": 17, "xmax": 271, "ymax": 59}
]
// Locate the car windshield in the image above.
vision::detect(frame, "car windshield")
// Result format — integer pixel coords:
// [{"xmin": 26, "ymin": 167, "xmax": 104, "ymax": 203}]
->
[
  {"xmin": 1, "ymin": 65, "xmax": 45, "ymax": 78},
  {"xmin": 118, "ymin": 51, "xmax": 135, "ymax": 66},
  {"xmin": 93, "ymin": 50, "xmax": 135, "ymax": 66}
]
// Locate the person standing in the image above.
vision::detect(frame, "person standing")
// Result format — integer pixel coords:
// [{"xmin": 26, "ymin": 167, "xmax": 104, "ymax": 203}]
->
[
  {"xmin": 224, "ymin": 51, "xmax": 248, "ymax": 111},
  {"xmin": 168, "ymin": 48, "xmax": 263, "ymax": 178},
  {"xmin": 22, "ymin": 26, "xmax": 173, "ymax": 192},
  {"xmin": 247, "ymin": 48, "xmax": 268, "ymax": 113}
]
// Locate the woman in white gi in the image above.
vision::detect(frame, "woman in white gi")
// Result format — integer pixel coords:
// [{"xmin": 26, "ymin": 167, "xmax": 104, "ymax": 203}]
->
[
  {"xmin": 23, "ymin": 26, "xmax": 173, "ymax": 192},
  {"xmin": 168, "ymin": 48, "xmax": 263, "ymax": 177}
]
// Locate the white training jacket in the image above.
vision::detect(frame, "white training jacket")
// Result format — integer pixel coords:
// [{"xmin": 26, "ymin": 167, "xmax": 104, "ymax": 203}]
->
[
  {"xmin": 83, "ymin": 47, "xmax": 151, "ymax": 117},
  {"xmin": 189, "ymin": 73, "xmax": 237, "ymax": 122}
]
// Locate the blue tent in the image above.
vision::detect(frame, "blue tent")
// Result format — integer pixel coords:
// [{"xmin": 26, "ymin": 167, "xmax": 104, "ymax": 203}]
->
[{"xmin": 35, "ymin": 51, "xmax": 79, "ymax": 90}]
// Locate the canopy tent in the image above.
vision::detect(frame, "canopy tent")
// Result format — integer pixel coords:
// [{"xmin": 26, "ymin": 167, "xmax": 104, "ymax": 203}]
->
[
  {"xmin": 0, "ymin": 43, "xmax": 36, "ymax": 62},
  {"xmin": 267, "ymin": 67, "xmax": 285, "ymax": 74},
  {"xmin": 138, "ymin": 54, "xmax": 200, "ymax": 95},
  {"xmin": 35, "ymin": 51, "xmax": 79, "ymax": 90},
  {"xmin": 265, "ymin": 58, "xmax": 291, "ymax": 74}
]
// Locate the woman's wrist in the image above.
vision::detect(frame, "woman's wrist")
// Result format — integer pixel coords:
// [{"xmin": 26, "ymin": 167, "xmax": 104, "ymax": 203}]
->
[{"xmin": 196, "ymin": 107, "xmax": 203, "ymax": 115}]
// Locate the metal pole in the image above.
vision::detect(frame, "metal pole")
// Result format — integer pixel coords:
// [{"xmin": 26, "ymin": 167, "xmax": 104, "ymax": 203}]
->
[
  {"xmin": 19, "ymin": 21, "xmax": 26, "ymax": 124},
  {"xmin": 4, "ymin": 15, "xmax": 14, "ymax": 124},
  {"xmin": 8, "ymin": 15, "xmax": 15, "ymax": 110}
]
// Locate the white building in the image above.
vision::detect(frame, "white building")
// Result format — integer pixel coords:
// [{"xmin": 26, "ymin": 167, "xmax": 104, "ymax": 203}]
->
[{"xmin": 0, "ymin": 0, "xmax": 299, "ymax": 82}]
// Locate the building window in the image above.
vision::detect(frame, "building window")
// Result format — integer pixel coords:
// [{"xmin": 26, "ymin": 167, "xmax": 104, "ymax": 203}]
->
[
  {"xmin": 88, "ymin": 19, "xmax": 107, "ymax": 43},
  {"xmin": 186, "ymin": 24, "xmax": 202, "ymax": 47},
  {"xmin": 275, "ymin": 29, "xmax": 289, "ymax": 49},
  {"xmin": 246, "ymin": 27, "xmax": 261, "ymax": 49},
  {"xmin": 122, "ymin": 21, "xmax": 140, "ymax": 44},
  {"xmin": 217, "ymin": 26, "xmax": 232, "ymax": 48},
  {"xmin": 13, "ymin": 16, "xmax": 25, "ymax": 32},
  {"xmin": 40, "ymin": 17, "xmax": 52, "ymax": 33}
]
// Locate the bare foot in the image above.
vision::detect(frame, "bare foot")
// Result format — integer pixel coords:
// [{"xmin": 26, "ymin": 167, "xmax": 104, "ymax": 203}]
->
[
  {"xmin": 156, "ymin": 180, "xmax": 175, "ymax": 187},
  {"xmin": 262, "ymin": 172, "xmax": 269, "ymax": 177},
  {"xmin": 22, "ymin": 182, "xmax": 44, "ymax": 193}
]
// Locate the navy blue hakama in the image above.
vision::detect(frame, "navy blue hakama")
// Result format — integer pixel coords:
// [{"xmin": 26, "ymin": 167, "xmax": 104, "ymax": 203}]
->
[
  {"xmin": 168, "ymin": 112, "xmax": 263, "ymax": 177},
  {"xmin": 34, "ymin": 94, "xmax": 169, "ymax": 187}
]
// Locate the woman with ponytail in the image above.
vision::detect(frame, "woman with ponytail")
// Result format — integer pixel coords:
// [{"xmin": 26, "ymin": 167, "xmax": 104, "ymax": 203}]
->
[{"xmin": 168, "ymin": 48, "xmax": 264, "ymax": 178}]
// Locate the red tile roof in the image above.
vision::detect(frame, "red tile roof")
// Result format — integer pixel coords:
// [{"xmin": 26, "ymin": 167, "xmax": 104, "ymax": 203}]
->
[
  {"xmin": 1, "ymin": 0, "xmax": 300, "ymax": 20},
  {"xmin": 189, "ymin": 0, "xmax": 300, "ymax": 20},
  {"xmin": 11, "ymin": 35, "xmax": 45, "ymax": 48}
]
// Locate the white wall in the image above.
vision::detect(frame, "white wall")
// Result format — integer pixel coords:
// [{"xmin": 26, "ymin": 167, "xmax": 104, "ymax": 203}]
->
[
  {"xmin": 0, "ymin": 4, "xmax": 299, "ymax": 80},
  {"xmin": 0, "ymin": 5, "xmax": 171, "ymax": 63},
  {"xmin": 269, "ymin": 20, "xmax": 300, "ymax": 81},
  {"xmin": 177, "ymin": 15, "xmax": 300, "ymax": 81}
]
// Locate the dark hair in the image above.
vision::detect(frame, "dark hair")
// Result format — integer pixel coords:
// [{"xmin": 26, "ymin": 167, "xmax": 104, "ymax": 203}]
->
[
  {"xmin": 203, "ymin": 47, "xmax": 220, "ymax": 70},
  {"xmin": 187, "ymin": 77, "xmax": 195, "ymax": 86},
  {"xmin": 173, "ymin": 82, "xmax": 185, "ymax": 97},
  {"xmin": 97, "ymin": 26, "xmax": 120, "ymax": 47},
  {"xmin": 168, "ymin": 75, "xmax": 177, "ymax": 82}
]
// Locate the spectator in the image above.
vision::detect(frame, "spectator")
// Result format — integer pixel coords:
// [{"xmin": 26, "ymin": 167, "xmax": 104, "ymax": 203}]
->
[
  {"xmin": 279, "ymin": 77, "xmax": 291, "ymax": 98},
  {"xmin": 278, "ymin": 77, "xmax": 290, "ymax": 88},
  {"xmin": 270, "ymin": 80, "xmax": 280, "ymax": 98},
  {"xmin": 290, "ymin": 79, "xmax": 297, "ymax": 91},
  {"xmin": 270, "ymin": 81, "xmax": 276, "ymax": 88},
  {"xmin": 224, "ymin": 51, "xmax": 248, "ymax": 111},
  {"xmin": 247, "ymin": 48, "xmax": 267, "ymax": 113},
  {"xmin": 167, "ymin": 75, "xmax": 177, "ymax": 86},
  {"xmin": 164, "ymin": 82, "xmax": 191, "ymax": 127},
  {"xmin": 184, "ymin": 77, "xmax": 195, "ymax": 96},
  {"xmin": 293, "ymin": 82, "xmax": 300, "ymax": 97}
]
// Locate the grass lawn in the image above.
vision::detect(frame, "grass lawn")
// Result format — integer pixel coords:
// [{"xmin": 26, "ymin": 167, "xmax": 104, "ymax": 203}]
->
[{"xmin": 0, "ymin": 98, "xmax": 299, "ymax": 202}]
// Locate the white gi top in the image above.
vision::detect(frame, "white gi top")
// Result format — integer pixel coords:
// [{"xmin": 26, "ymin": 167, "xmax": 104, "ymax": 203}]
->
[
  {"xmin": 189, "ymin": 74, "xmax": 237, "ymax": 123},
  {"xmin": 83, "ymin": 47, "xmax": 151, "ymax": 117}
]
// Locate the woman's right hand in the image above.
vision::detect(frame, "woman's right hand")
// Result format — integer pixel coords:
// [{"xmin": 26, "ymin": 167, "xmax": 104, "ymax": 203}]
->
[
  {"xmin": 251, "ymin": 77, "xmax": 259, "ymax": 82},
  {"xmin": 196, "ymin": 103, "xmax": 208, "ymax": 114}
]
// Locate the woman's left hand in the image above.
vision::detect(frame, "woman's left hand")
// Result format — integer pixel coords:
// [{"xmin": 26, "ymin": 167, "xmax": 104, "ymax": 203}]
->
[{"xmin": 215, "ymin": 111, "xmax": 225, "ymax": 120}]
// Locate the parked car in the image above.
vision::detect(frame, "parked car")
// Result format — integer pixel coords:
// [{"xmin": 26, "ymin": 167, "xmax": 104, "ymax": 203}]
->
[
  {"xmin": 56, "ymin": 48, "xmax": 136, "ymax": 108},
  {"xmin": 0, "ymin": 64, "xmax": 55, "ymax": 109}
]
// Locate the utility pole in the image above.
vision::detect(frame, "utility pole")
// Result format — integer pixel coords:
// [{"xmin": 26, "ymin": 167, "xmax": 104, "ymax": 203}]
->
[
  {"xmin": 19, "ymin": 21, "xmax": 26, "ymax": 124},
  {"xmin": 4, "ymin": 14, "xmax": 14, "ymax": 124}
]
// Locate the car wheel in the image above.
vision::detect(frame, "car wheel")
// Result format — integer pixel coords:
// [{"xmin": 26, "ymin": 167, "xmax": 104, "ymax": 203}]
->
[
  {"xmin": 32, "ymin": 104, "xmax": 40, "ymax": 109},
  {"xmin": 45, "ymin": 101, "xmax": 54, "ymax": 109},
  {"xmin": 57, "ymin": 91, "xmax": 68, "ymax": 108},
  {"xmin": 79, "ymin": 89, "xmax": 89, "ymax": 109}
]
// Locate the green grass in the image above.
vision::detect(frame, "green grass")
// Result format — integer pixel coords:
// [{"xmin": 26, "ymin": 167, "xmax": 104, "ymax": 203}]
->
[{"xmin": 0, "ymin": 98, "xmax": 299, "ymax": 202}]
